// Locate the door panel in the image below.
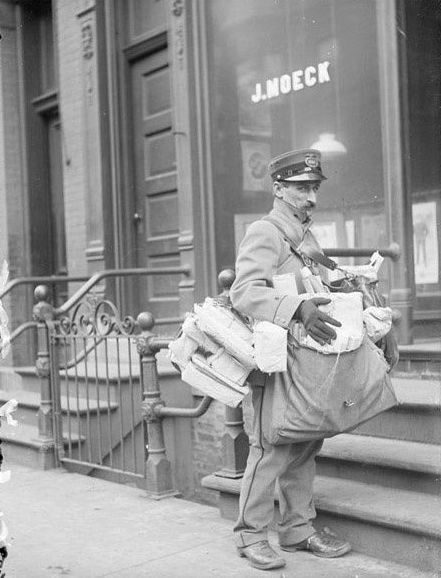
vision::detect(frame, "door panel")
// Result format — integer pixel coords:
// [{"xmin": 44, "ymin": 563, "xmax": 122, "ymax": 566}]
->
[{"xmin": 130, "ymin": 46, "xmax": 179, "ymax": 323}]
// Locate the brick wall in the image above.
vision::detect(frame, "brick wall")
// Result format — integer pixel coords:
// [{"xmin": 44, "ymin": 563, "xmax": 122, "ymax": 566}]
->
[
  {"xmin": 191, "ymin": 399, "xmax": 224, "ymax": 504},
  {"xmin": 0, "ymin": 4, "xmax": 33, "ymax": 364},
  {"xmin": 191, "ymin": 393, "xmax": 254, "ymax": 506}
]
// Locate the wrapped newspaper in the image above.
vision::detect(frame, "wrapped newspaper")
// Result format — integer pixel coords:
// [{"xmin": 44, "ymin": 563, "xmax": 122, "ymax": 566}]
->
[
  {"xmin": 253, "ymin": 321, "xmax": 287, "ymax": 373},
  {"xmin": 332, "ymin": 251, "xmax": 384, "ymax": 283},
  {"xmin": 168, "ymin": 298, "xmax": 255, "ymax": 407},
  {"xmin": 194, "ymin": 298, "xmax": 256, "ymax": 370},
  {"xmin": 363, "ymin": 306, "xmax": 393, "ymax": 342},
  {"xmin": 290, "ymin": 291, "xmax": 365, "ymax": 354}
]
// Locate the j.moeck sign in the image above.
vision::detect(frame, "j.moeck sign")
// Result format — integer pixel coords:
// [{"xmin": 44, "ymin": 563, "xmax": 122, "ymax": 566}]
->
[{"xmin": 251, "ymin": 60, "xmax": 331, "ymax": 103}]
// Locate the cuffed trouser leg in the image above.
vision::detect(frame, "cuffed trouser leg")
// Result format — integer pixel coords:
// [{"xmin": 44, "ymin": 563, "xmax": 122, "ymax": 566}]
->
[
  {"xmin": 234, "ymin": 385, "xmax": 324, "ymax": 548},
  {"xmin": 277, "ymin": 438, "xmax": 324, "ymax": 546}
]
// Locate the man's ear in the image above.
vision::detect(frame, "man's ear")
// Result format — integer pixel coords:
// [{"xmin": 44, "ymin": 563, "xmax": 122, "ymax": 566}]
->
[{"xmin": 273, "ymin": 181, "xmax": 284, "ymax": 198}]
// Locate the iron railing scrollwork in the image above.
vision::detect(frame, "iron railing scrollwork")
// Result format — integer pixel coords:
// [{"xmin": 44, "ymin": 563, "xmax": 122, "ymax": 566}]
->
[{"xmin": 57, "ymin": 299, "xmax": 139, "ymax": 339}]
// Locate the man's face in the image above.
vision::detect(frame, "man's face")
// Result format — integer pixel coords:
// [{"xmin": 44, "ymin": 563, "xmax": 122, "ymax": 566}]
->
[{"xmin": 274, "ymin": 181, "xmax": 321, "ymax": 222}]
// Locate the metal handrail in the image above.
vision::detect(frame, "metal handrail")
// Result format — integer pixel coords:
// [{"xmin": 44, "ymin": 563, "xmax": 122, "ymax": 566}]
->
[
  {"xmin": 0, "ymin": 275, "xmax": 89, "ymax": 300},
  {"xmin": 54, "ymin": 266, "xmax": 190, "ymax": 316},
  {"xmin": 1, "ymin": 267, "xmax": 189, "ymax": 365},
  {"xmin": 8, "ymin": 321, "xmax": 38, "ymax": 343},
  {"xmin": 60, "ymin": 336, "xmax": 105, "ymax": 371},
  {"xmin": 324, "ymin": 242, "xmax": 400, "ymax": 261}
]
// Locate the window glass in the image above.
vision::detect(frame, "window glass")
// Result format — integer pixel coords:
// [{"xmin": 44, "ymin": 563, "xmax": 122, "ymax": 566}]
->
[
  {"xmin": 406, "ymin": 0, "xmax": 441, "ymax": 325},
  {"xmin": 206, "ymin": 0, "xmax": 384, "ymax": 274}
]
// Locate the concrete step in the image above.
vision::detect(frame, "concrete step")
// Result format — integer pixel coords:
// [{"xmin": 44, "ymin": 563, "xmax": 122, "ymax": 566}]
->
[
  {"xmin": 0, "ymin": 422, "xmax": 83, "ymax": 469},
  {"xmin": 396, "ymin": 342, "xmax": 441, "ymax": 377},
  {"xmin": 313, "ymin": 476, "xmax": 441, "ymax": 574},
  {"xmin": 0, "ymin": 388, "xmax": 119, "ymax": 429},
  {"xmin": 201, "ymin": 474, "xmax": 441, "ymax": 574},
  {"xmin": 0, "ymin": 384, "xmax": 140, "ymax": 472},
  {"xmin": 354, "ymin": 377, "xmax": 441, "ymax": 443},
  {"xmin": 317, "ymin": 433, "xmax": 441, "ymax": 495},
  {"xmin": 0, "ymin": 348, "xmax": 178, "ymax": 398}
]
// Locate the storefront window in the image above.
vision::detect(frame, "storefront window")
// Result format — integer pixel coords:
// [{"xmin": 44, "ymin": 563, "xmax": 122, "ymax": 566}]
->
[
  {"xmin": 406, "ymin": 0, "xmax": 441, "ymax": 336},
  {"xmin": 206, "ymin": 0, "xmax": 385, "ymax": 276}
]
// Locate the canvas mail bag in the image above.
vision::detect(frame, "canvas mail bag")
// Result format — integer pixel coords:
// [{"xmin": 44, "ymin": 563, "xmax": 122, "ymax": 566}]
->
[
  {"xmin": 260, "ymin": 215, "xmax": 398, "ymax": 443},
  {"xmin": 261, "ymin": 335, "xmax": 398, "ymax": 444}
]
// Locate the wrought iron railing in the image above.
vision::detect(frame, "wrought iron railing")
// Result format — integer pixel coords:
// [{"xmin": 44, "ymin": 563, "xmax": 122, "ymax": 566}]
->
[
  {"xmin": 2, "ymin": 266, "xmax": 190, "ymax": 472},
  {"xmin": 2, "ymin": 267, "xmax": 190, "ymax": 365},
  {"xmin": 49, "ymin": 297, "xmax": 144, "ymax": 482},
  {"xmin": 0, "ymin": 275, "xmax": 89, "ymax": 301},
  {"xmin": 3, "ymin": 250, "xmax": 404, "ymax": 494}
]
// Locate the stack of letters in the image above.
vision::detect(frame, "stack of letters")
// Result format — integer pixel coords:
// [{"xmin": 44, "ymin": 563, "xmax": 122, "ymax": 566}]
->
[{"xmin": 169, "ymin": 298, "xmax": 256, "ymax": 407}]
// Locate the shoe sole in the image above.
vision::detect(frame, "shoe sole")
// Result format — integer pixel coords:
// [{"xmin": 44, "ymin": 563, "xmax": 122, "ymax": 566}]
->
[
  {"xmin": 280, "ymin": 543, "xmax": 352, "ymax": 558},
  {"xmin": 238, "ymin": 550, "xmax": 286, "ymax": 570}
]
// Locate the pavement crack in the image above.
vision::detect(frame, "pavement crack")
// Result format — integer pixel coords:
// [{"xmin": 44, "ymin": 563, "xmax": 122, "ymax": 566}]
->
[{"xmin": 95, "ymin": 536, "xmax": 230, "ymax": 577}]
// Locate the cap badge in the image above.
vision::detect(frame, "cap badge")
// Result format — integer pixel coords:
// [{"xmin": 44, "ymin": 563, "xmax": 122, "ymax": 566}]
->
[{"xmin": 305, "ymin": 154, "xmax": 319, "ymax": 168}]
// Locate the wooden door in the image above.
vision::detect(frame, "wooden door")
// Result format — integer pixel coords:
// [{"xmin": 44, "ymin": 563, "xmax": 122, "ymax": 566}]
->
[{"xmin": 130, "ymin": 47, "xmax": 180, "ymax": 326}]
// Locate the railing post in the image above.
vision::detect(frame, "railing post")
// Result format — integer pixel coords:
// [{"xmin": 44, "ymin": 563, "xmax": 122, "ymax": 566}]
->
[
  {"xmin": 32, "ymin": 285, "xmax": 57, "ymax": 469},
  {"xmin": 215, "ymin": 270, "xmax": 249, "ymax": 479},
  {"xmin": 137, "ymin": 312, "xmax": 178, "ymax": 499}
]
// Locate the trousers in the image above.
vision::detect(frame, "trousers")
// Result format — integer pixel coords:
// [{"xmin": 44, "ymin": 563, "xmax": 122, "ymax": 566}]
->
[{"xmin": 234, "ymin": 382, "xmax": 323, "ymax": 547}]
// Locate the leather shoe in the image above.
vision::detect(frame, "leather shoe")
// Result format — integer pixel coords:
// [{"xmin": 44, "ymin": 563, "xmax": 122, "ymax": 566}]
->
[
  {"xmin": 238, "ymin": 540, "xmax": 286, "ymax": 570},
  {"xmin": 280, "ymin": 527, "xmax": 351, "ymax": 558}
]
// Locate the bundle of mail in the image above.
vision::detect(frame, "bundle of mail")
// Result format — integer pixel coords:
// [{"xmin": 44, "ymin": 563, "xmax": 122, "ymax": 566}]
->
[
  {"xmin": 290, "ymin": 291, "xmax": 366, "ymax": 354},
  {"xmin": 276, "ymin": 251, "xmax": 393, "ymax": 354},
  {"xmin": 169, "ymin": 298, "xmax": 256, "ymax": 407},
  {"xmin": 169, "ymin": 254, "xmax": 393, "ymax": 405}
]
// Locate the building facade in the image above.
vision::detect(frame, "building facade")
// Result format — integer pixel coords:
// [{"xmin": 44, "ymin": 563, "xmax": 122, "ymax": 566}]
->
[
  {"xmin": 1, "ymin": 0, "xmax": 440, "ymax": 348},
  {"xmin": 0, "ymin": 0, "xmax": 440, "ymax": 500}
]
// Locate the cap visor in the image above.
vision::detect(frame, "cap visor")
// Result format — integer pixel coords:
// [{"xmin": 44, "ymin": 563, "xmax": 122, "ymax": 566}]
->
[{"xmin": 283, "ymin": 174, "xmax": 327, "ymax": 181}]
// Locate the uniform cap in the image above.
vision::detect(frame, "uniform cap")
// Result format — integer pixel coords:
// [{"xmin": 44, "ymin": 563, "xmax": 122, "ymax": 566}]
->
[{"xmin": 268, "ymin": 148, "xmax": 327, "ymax": 182}]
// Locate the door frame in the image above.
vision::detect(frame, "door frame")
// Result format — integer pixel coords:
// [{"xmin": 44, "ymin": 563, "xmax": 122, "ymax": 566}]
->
[{"xmin": 107, "ymin": 0, "xmax": 219, "ymax": 313}]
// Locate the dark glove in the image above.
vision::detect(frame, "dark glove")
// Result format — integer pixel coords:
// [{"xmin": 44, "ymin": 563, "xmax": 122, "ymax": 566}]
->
[{"xmin": 295, "ymin": 297, "xmax": 342, "ymax": 344}]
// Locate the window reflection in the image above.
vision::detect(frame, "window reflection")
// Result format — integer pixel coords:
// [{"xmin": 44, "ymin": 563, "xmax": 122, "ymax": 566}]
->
[{"xmin": 207, "ymin": 0, "xmax": 385, "ymax": 282}]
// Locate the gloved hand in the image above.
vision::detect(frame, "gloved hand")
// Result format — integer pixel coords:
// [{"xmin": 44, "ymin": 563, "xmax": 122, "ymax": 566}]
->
[{"xmin": 295, "ymin": 297, "xmax": 342, "ymax": 344}]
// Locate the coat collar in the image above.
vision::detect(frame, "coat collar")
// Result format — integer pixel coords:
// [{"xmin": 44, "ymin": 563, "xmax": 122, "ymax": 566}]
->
[{"xmin": 269, "ymin": 197, "xmax": 316, "ymax": 247}]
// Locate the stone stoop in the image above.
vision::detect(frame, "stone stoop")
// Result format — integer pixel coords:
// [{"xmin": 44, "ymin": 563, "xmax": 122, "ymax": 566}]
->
[
  {"xmin": 202, "ymin": 474, "xmax": 441, "ymax": 574},
  {"xmin": 395, "ymin": 343, "xmax": 441, "ymax": 378},
  {"xmin": 202, "ymin": 374, "xmax": 441, "ymax": 574},
  {"xmin": 0, "ymin": 352, "xmax": 189, "ymax": 484}
]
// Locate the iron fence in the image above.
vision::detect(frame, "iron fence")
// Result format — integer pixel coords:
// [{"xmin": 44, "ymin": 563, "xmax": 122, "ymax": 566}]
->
[{"xmin": 49, "ymin": 298, "xmax": 146, "ymax": 484}]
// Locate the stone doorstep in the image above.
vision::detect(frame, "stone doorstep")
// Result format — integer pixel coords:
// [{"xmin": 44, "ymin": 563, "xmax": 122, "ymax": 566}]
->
[
  {"xmin": 0, "ymin": 388, "xmax": 119, "ymax": 415},
  {"xmin": 5, "ymin": 356, "xmax": 178, "ymax": 381},
  {"xmin": 398, "ymin": 342, "xmax": 441, "ymax": 357},
  {"xmin": 319, "ymin": 433, "xmax": 441, "ymax": 476},
  {"xmin": 202, "ymin": 473, "xmax": 441, "ymax": 537},
  {"xmin": 0, "ymin": 422, "xmax": 84, "ymax": 448},
  {"xmin": 391, "ymin": 378, "xmax": 441, "ymax": 410},
  {"xmin": 312, "ymin": 475, "xmax": 441, "ymax": 537},
  {"xmin": 204, "ymin": 464, "xmax": 441, "ymax": 534},
  {"xmin": 201, "ymin": 472, "xmax": 441, "ymax": 569}
]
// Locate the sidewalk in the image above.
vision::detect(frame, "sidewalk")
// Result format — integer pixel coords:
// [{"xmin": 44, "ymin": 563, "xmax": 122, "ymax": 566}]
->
[{"xmin": 0, "ymin": 463, "xmax": 435, "ymax": 577}]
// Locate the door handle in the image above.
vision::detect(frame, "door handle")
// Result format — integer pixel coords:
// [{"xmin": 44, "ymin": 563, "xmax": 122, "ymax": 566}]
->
[{"xmin": 133, "ymin": 212, "xmax": 143, "ymax": 224}]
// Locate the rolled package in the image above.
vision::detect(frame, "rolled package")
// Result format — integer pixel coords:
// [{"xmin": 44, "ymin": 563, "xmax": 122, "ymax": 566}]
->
[
  {"xmin": 194, "ymin": 299, "xmax": 256, "ymax": 370},
  {"xmin": 254, "ymin": 321, "xmax": 287, "ymax": 373}
]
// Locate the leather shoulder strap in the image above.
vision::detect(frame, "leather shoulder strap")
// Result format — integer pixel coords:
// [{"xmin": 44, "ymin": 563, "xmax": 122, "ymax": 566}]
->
[
  {"xmin": 263, "ymin": 215, "xmax": 339, "ymax": 271},
  {"xmin": 262, "ymin": 215, "xmax": 303, "ymax": 259}
]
